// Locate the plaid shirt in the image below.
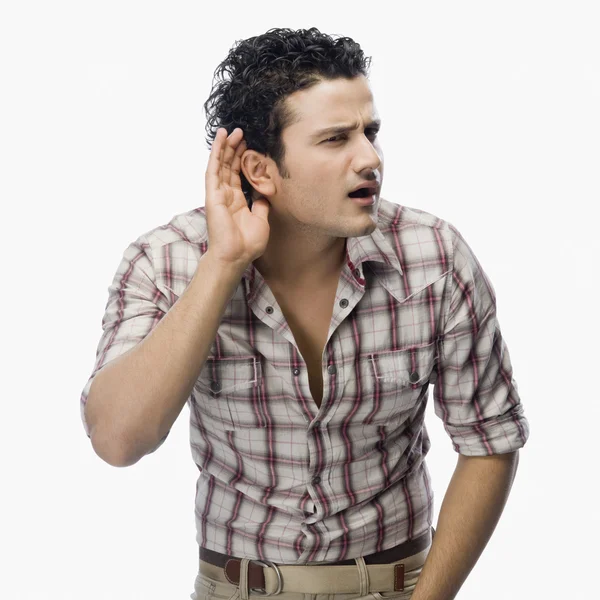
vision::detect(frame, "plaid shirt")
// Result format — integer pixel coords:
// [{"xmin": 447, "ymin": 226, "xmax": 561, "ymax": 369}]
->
[{"xmin": 80, "ymin": 198, "xmax": 529, "ymax": 564}]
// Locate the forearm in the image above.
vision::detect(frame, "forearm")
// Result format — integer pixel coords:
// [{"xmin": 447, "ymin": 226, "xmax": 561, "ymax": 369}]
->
[
  {"xmin": 86, "ymin": 251, "xmax": 246, "ymax": 466},
  {"xmin": 412, "ymin": 451, "xmax": 519, "ymax": 600}
]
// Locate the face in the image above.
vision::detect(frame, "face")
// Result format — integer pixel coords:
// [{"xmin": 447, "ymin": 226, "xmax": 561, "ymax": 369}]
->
[{"xmin": 247, "ymin": 75, "xmax": 384, "ymax": 239}]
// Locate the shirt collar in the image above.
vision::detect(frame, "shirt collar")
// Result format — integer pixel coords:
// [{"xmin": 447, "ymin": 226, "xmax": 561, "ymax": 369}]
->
[{"xmin": 241, "ymin": 222, "xmax": 409, "ymax": 303}]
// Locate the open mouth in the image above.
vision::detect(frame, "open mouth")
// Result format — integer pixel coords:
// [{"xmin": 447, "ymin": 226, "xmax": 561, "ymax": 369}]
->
[{"xmin": 348, "ymin": 188, "xmax": 375, "ymax": 198}]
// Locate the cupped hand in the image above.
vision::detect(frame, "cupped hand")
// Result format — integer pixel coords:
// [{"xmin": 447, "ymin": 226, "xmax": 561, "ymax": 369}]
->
[{"xmin": 204, "ymin": 127, "xmax": 270, "ymax": 267}]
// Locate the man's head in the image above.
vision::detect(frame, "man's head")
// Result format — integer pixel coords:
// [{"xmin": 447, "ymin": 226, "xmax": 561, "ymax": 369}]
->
[{"xmin": 204, "ymin": 27, "xmax": 384, "ymax": 239}]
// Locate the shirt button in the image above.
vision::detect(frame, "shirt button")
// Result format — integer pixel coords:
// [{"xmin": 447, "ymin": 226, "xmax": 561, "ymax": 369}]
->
[
  {"xmin": 409, "ymin": 371, "xmax": 420, "ymax": 383},
  {"xmin": 313, "ymin": 420, "xmax": 321, "ymax": 428},
  {"xmin": 327, "ymin": 364, "xmax": 337, "ymax": 375},
  {"xmin": 266, "ymin": 306, "xmax": 274, "ymax": 314},
  {"xmin": 210, "ymin": 381, "xmax": 221, "ymax": 392},
  {"xmin": 353, "ymin": 268, "xmax": 361, "ymax": 278},
  {"xmin": 312, "ymin": 476, "xmax": 321, "ymax": 485},
  {"xmin": 339, "ymin": 299, "xmax": 349, "ymax": 308},
  {"xmin": 293, "ymin": 368, "xmax": 300, "ymax": 376}
]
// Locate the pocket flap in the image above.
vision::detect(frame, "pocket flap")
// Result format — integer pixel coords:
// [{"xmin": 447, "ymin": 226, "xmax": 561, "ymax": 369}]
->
[
  {"xmin": 194, "ymin": 355, "xmax": 264, "ymax": 429},
  {"xmin": 197, "ymin": 355, "xmax": 262, "ymax": 395},
  {"xmin": 371, "ymin": 343, "xmax": 435, "ymax": 387},
  {"xmin": 360, "ymin": 342, "xmax": 436, "ymax": 425}
]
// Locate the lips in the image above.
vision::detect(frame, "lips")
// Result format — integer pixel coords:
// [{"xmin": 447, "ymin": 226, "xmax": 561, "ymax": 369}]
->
[{"xmin": 348, "ymin": 184, "xmax": 378, "ymax": 198}]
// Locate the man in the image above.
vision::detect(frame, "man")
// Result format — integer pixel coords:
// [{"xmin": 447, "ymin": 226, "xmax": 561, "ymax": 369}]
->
[{"xmin": 81, "ymin": 27, "xmax": 530, "ymax": 599}]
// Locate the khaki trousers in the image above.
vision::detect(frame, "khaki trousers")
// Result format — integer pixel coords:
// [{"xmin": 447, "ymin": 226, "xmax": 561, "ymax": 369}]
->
[{"xmin": 190, "ymin": 540, "xmax": 432, "ymax": 600}]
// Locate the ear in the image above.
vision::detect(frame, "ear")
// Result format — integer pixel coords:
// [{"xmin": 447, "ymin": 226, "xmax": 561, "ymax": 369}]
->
[{"xmin": 241, "ymin": 150, "xmax": 277, "ymax": 198}]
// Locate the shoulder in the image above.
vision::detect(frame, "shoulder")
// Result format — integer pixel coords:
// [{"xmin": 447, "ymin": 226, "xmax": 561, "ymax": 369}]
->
[
  {"xmin": 135, "ymin": 206, "xmax": 209, "ymax": 251},
  {"xmin": 123, "ymin": 207, "xmax": 209, "ymax": 301},
  {"xmin": 375, "ymin": 197, "xmax": 457, "ymax": 263},
  {"xmin": 379, "ymin": 199, "xmax": 497, "ymax": 309},
  {"xmin": 377, "ymin": 197, "xmax": 448, "ymax": 230}
]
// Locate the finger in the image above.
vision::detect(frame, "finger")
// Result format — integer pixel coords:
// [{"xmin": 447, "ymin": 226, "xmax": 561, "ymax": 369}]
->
[
  {"xmin": 250, "ymin": 197, "xmax": 270, "ymax": 221},
  {"xmin": 229, "ymin": 139, "xmax": 247, "ymax": 188},
  {"xmin": 221, "ymin": 128, "xmax": 243, "ymax": 179},
  {"xmin": 206, "ymin": 128, "xmax": 226, "ymax": 193}
]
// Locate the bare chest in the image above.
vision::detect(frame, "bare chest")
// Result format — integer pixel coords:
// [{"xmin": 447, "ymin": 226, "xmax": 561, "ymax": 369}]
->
[{"xmin": 272, "ymin": 284, "xmax": 338, "ymax": 409}]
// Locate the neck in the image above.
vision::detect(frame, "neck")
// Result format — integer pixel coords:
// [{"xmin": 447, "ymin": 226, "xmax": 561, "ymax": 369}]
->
[{"xmin": 254, "ymin": 235, "xmax": 347, "ymax": 289}]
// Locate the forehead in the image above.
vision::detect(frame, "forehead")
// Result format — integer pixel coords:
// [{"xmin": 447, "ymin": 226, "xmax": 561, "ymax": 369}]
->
[{"xmin": 284, "ymin": 76, "xmax": 379, "ymax": 132}]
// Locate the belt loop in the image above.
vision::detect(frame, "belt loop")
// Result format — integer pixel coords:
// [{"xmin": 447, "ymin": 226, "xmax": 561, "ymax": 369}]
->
[
  {"xmin": 239, "ymin": 557, "xmax": 251, "ymax": 600},
  {"xmin": 355, "ymin": 556, "xmax": 370, "ymax": 595}
]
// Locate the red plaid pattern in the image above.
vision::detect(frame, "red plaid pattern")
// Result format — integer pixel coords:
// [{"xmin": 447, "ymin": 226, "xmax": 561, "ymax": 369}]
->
[{"xmin": 80, "ymin": 198, "xmax": 529, "ymax": 564}]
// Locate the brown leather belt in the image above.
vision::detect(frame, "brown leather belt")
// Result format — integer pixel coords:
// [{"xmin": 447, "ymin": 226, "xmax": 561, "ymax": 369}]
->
[{"xmin": 199, "ymin": 526, "xmax": 435, "ymax": 590}]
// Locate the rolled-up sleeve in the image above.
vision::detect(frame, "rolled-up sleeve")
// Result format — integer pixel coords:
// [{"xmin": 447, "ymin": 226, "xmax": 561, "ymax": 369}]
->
[
  {"xmin": 432, "ymin": 223, "xmax": 530, "ymax": 456},
  {"xmin": 80, "ymin": 234, "xmax": 169, "ymax": 448}
]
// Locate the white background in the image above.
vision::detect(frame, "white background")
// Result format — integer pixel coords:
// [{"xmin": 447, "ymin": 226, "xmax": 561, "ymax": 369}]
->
[{"xmin": 2, "ymin": 1, "xmax": 598, "ymax": 598}]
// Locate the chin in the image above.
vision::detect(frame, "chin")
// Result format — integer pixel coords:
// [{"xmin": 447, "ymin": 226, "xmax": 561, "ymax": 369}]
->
[
  {"xmin": 359, "ymin": 220, "xmax": 378, "ymax": 236},
  {"xmin": 339, "ymin": 219, "xmax": 377, "ymax": 238}
]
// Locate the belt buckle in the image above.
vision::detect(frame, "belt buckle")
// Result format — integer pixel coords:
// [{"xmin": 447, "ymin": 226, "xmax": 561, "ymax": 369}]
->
[{"xmin": 250, "ymin": 560, "xmax": 283, "ymax": 596}]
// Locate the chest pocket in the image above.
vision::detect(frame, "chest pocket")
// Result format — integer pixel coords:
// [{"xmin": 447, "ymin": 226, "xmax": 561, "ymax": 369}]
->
[
  {"xmin": 194, "ymin": 355, "xmax": 265, "ymax": 430},
  {"xmin": 359, "ymin": 342, "xmax": 436, "ymax": 425}
]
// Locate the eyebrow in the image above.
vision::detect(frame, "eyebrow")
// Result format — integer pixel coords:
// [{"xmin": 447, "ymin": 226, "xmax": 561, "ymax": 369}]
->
[{"xmin": 311, "ymin": 119, "xmax": 382, "ymax": 140}]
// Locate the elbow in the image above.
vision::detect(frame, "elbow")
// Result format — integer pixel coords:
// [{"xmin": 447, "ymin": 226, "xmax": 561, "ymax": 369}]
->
[
  {"xmin": 89, "ymin": 427, "xmax": 141, "ymax": 468},
  {"xmin": 85, "ymin": 378, "xmax": 141, "ymax": 467}
]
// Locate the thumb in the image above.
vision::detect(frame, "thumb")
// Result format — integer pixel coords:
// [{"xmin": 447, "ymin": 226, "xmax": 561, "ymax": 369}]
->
[{"xmin": 251, "ymin": 197, "xmax": 270, "ymax": 220}]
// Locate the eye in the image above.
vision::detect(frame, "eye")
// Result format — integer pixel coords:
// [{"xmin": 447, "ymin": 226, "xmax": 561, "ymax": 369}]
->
[
  {"xmin": 324, "ymin": 134, "xmax": 347, "ymax": 143},
  {"xmin": 323, "ymin": 129, "xmax": 380, "ymax": 144}
]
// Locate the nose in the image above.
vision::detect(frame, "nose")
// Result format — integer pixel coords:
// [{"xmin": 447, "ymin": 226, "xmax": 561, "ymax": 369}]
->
[{"xmin": 353, "ymin": 136, "xmax": 382, "ymax": 173}]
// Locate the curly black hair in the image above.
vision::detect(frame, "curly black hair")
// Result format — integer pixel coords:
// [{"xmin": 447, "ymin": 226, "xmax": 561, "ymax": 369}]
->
[{"xmin": 203, "ymin": 27, "xmax": 372, "ymax": 208}]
